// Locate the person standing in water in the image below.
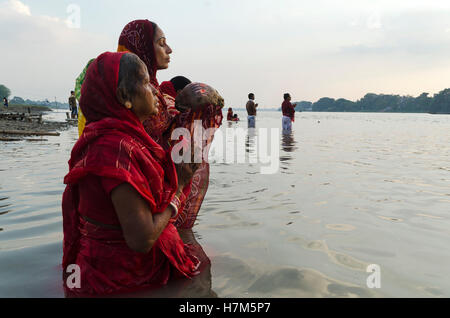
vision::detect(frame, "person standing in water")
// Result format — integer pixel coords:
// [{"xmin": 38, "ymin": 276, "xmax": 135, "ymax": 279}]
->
[
  {"xmin": 246, "ymin": 93, "xmax": 258, "ymax": 128},
  {"xmin": 282, "ymin": 93, "xmax": 296, "ymax": 132},
  {"xmin": 227, "ymin": 107, "xmax": 234, "ymax": 121}
]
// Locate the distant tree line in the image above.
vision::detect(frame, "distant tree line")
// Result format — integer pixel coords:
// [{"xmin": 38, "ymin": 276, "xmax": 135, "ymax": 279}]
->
[
  {"xmin": 293, "ymin": 88, "xmax": 450, "ymax": 114},
  {"xmin": 8, "ymin": 96, "xmax": 69, "ymax": 109},
  {"xmin": 0, "ymin": 84, "xmax": 11, "ymax": 99},
  {"xmin": 0, "ymin": 84, "xmax": 69, "ymax": 109}
]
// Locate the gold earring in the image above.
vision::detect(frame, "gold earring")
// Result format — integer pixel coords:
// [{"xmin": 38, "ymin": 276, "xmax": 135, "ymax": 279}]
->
[{"xmin": 125, "ymin": 101, "xmax": 132, "ymax": 109}]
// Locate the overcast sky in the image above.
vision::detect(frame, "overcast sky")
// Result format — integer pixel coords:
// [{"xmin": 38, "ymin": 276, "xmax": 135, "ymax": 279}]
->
[{"xmin": 1, "ymin": 0, "xmax": 450, "ymax": 107}]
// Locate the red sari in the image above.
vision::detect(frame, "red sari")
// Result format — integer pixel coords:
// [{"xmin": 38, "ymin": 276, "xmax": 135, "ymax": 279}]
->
[
  {"xmin": 160, "ymin": 81, "xmax": 181, "ymax": 117},
  {"xmin": 62, "ymin": 52, "xmax": 199, "ymax": 296}
]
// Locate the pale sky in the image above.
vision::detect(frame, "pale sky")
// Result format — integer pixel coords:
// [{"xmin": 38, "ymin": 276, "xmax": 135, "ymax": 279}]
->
[{"xmin": 1, "ymin": 0, "xmax": 450, "ymax": 108}]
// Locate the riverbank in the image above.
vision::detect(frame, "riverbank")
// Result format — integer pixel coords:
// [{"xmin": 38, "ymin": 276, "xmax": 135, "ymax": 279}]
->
[
  {"xmin": 0, "ymin": 106, "xmax": 71, "ymax": 141},
  {"xmin": 0, "ymin": 104, "xmax": 53, "ymax": 114}
]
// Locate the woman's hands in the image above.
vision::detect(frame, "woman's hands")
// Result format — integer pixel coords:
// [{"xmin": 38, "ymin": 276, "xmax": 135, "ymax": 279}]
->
[{"xmin": 175, "ymin": 161, "xmax": 201, "ymax": 190}]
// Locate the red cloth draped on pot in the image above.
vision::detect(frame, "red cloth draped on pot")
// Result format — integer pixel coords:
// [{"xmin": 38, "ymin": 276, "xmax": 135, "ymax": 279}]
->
[
  {"xmin": 62, "ymin": 51, "xmax": 199, "ymax": 296},
  {"xmin": 165, "ymin": 83, "xmax": 224, "ymax": 229}
]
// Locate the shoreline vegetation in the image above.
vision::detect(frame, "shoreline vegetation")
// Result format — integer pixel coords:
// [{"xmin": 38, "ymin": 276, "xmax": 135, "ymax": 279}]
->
[
  {"xmin": 293, "ymin": 88, "xmax": 450, "ymax": 114},
  {"xmin": 0, "ymin": 104, "xmax": 70, "ymax": 142},
  {"xmin": 230, "ymin": 88, "xmax": 449, "ymax": 114}
]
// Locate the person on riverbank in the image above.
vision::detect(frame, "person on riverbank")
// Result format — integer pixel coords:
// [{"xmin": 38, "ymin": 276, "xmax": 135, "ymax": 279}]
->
[
  {"xmin": 282, "ymin": 93, "xmax": 296, "ymax": 132},
  {"xmin": 3, "ymin": 97, "xmax": 8, "ymax": 108},
  {"xmin": 68, "ymin": 91, "xmax": 77, "ymax": 119},
  {"xmin": 246, "ymin": 93, "xmax": 258, "ymax": 128},
  {"xmin": 62, "ymin": 52, "xmax": 201, "ymax": 296}
]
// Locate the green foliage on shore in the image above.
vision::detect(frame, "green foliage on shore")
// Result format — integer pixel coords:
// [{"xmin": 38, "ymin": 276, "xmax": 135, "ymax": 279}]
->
[
  {"xmin": 429, "ymin": 89, "xmax": 450, "ymax": 114},
  {"xmin": 9, "ymin": 96, "xmax": 69, "ymax": 109},
  {"xmin": 294, "ymin": 101, "xmax": 313, "ymax": 111},
  {"xmin": 0, "ymin": 85, "xmax": 11, "ymax": 99},
  {"xmin": 298, "ymin": 88, "xmax": 450, "ymax": 114}
]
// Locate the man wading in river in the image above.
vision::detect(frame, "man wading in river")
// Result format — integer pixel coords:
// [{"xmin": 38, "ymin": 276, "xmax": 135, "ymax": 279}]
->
[{"xmin": 246, "ymin": 93, "xmax": 258, "ymax": 128}]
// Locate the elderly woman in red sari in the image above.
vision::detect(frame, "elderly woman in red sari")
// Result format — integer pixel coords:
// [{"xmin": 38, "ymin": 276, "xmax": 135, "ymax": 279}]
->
[{"xmin": 62, "ymin": 52, "xmax": 204, "ymax": 296}]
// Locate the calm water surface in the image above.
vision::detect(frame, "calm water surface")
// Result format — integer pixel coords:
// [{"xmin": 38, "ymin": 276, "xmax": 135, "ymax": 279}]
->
[{"xmin": 0, "ymin": 110, "xmax": 449, "ymax": 297}]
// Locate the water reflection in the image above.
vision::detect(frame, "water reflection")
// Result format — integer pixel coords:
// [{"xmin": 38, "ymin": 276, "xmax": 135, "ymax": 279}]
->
[
  {"xmin": 0, "ymin": 197, "xmax": 11, "ymax": 216},
  {"xmin": 245, "ymin": 128, "xmax": 257, "ymax": 156},
  {"xmin": 280, "ymin": 131, "xmax": 297, "ymax": 171},
  {"xmin": 281, "ymin": 131, "xmax": 297, "ymax": 153}
]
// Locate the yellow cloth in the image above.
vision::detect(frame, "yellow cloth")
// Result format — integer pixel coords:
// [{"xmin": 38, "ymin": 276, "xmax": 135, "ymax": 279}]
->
[{"xmin": 78, "ymin": 109, "xmax": 86, "ymax": 137}]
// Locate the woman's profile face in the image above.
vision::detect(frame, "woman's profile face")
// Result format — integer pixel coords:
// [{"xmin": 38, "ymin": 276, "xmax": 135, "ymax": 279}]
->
[
  {"xmin": 131, "ymin": 63, "xmax": 159, "ymax": 121},
  {"xmin": 153, "ymin": 26, "xmax": 172, "ymax": 70}
]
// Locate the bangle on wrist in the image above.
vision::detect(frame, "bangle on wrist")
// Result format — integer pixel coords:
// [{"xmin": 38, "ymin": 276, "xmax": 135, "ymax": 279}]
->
[
  {"xmin": 169, "ymin": 195, "xmax": 182, "ymax": 220},
  {"xmin": 169, "ymin": 202, "xmax": 178, "ymax": 219}
]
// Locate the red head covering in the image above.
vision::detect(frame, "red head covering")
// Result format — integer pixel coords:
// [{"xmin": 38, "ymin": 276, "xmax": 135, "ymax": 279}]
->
[
  {"xmin": 80, "ymin": 51, "xmax": 141, "ymax": 126},
  {"xmin": 118, "ymin": 20, "xmax": 174, "ymax": 144},
  {"xmin": 76, "ymin": 51, "xmax": 170, "ymax": 200},
  {"xmin": 118, "ymin": 20, "xmax": 159, "ymax": 87},
  {"xmin": 63, "ymin": 52, "xmax": 199, "ymax": 296},
  {"xmin": 160, "ymin": 81, "xmax": 177, "ymax": 99}
]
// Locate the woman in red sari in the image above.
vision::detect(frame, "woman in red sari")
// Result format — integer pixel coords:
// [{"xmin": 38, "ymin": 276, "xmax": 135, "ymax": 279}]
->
[
  {"xmin": 62, "ymin": 51, "xmax": 201, "ymax": 296},
  {"xmin": 117, "ymin": 20, "xmax": 223, "ymax": 230},
  {"xmin": 117, "ymin": 20, "xmax": 176, "ymax": 145}
]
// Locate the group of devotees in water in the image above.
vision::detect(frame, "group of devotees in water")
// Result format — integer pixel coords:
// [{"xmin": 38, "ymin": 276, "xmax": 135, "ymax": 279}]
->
[{"xmin": 62, "ymin": 19, "xmax": 297, "ymax": 297}]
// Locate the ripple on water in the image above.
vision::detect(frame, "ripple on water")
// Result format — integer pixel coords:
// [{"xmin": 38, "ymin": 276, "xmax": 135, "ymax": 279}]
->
[
  {"xmin": 418, "ymin": 286, "xmax": 445, "ymax": 297},
  {"xmin": 416, "ymin": 214, "xmax": 443, "ymax": 220},
  {"xmin": 325, "ymin": 224, "xmax": 356, "ymax": 231},
  {"xmin": 289, "ymin": 237, "xmax": 369, "ymax": 272},
  {"xmin": 378, "ymin": 216, "xmax": 403, "ymax": 222}
]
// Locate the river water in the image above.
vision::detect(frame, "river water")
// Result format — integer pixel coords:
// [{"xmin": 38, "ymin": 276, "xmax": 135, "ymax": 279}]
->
[{"xmin": 0, "ymin": 110, "xmax": 449, "ymax": 297}]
